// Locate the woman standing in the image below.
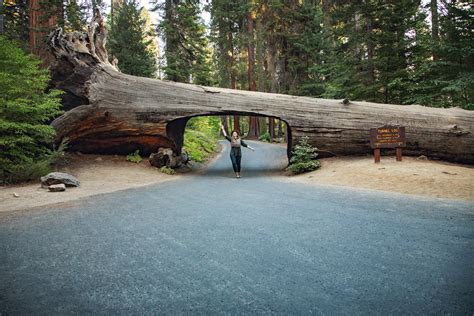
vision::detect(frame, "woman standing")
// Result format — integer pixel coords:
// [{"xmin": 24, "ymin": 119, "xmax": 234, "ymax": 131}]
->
[{"xmin": 220, "ymin": 124, "xmax": 255, "ymax": 178}]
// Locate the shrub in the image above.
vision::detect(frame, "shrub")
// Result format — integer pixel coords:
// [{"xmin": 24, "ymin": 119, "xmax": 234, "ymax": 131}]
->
[
  {"xmin": 183, "ymin": 117, "xmax": 219, "ymax": 162},
  {"xmin": 159, "ymin": 166, "xmax": 175, "ymax": 175},
  {"xmin": 126, "ymin": 150, "xmax": 142, "ymax": 163},
  {"xmin": 0, "ymin": 36, "xmax": 63, "ymax": 184},
  {"xmin": 286, "ymin": 136, "xmax": 321, "ymax": 174},
  {"xmin": 258, "ymin": 132, "xmax": 270, "ymax": 142}
]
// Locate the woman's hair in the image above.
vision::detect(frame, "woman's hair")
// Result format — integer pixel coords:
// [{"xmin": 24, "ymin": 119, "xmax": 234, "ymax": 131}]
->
[{"xmin": 231, "ymin": 130, "xmax": 239, "ymax": 137}]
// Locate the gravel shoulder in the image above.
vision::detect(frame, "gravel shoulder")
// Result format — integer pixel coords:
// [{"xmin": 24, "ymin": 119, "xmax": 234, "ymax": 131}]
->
[
  {"xmin": 0, "ymin": 153, "xmax": 178, "ymax": 213},
  {"xmin": 287, "ymin": 155, "xmax": 474, "ymax": 201}
]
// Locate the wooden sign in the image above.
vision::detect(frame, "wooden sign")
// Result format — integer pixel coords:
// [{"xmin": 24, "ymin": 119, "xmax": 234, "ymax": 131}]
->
[{"xmin": 369, "ymin": 125, "xmax": 406, "ymax": 163}]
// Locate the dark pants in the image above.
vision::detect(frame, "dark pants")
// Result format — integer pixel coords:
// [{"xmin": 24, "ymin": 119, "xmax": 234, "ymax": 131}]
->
[{"xmin": 230, "ymin": 154, "xmax": 242, "ymax": 173}]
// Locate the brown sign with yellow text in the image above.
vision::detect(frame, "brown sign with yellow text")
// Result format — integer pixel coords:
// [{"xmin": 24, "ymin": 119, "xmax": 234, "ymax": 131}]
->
[{"xmin": 370, "ymin": 126, "xmax": 406, "ymax": 149}]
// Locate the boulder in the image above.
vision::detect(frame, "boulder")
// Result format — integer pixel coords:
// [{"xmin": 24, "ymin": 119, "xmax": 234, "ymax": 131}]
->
[
  {"xmin": 181, "ymin": 150, "xmax": 189, "ymax": 165},
  {"xmin": 48, "ymin": 184, "xmax": 66, "ymax": 192},
  {"xmin": 149, "ymin": 148, "xmax": 182, "ymax": 168},
  {"xmin": 41, "ymin": 172, "xmax": 80, "ymax": 187}
]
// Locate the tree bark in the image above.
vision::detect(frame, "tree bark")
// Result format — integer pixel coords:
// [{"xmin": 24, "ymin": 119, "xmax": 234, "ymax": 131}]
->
[
  {"xmin": 0, "ymin": 1, "xmax": 4, "ymax": 35},
  {"xmin": 268, "ymin": 117, "xmax": 275, "ymax": 142},
  {"xmin": 220, "ymin": 116, "xmax": 229, "ymax": 137},
  {"xmin": 431, "ymin": 0, "xmax": 439, "ymax": 60},
  {"xmin": 47, "ymin": 23, "xmax": 474, "ymax": 164},
  {"xmin": 246, "ymin": 9, "xmax": 259, "ymax": 139}
]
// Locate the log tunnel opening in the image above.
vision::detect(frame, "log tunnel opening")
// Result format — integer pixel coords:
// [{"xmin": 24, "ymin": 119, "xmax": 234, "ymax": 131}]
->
[{"xmin": 166, "ymin": 113, "xmax": 293, "ymax": 165}]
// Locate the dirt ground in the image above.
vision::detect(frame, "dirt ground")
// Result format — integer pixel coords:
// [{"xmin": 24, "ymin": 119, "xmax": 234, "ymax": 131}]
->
[
  {"xmin": 0, "ymin": 153, "xmax": 177, "ymax": 213},
  {"xmin": 1, "ymin": 152, "xmax": 473, "ymax": 213},
  {"xmin": 286, "ymin": 155, "xmax": 474, "ymax": 201}
]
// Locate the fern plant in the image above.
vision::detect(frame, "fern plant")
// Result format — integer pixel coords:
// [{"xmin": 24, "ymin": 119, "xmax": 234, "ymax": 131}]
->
[{"xmin": 126, "ymin": 150, "xmax": 142, "ymax": 163}]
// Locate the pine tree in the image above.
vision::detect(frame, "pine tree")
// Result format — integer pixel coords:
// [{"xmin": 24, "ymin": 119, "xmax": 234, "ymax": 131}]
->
[
  {"xmin": 63, "ymin": 0, "xmax": 88, "ymax": 32},
  {"xmin": 2, "ymin": 0, "xmax": 29, "ymax": 48},
  {"xmin": 286, "ymin": 136, "xmax": 320, "ymax": 174},
  {"xmin": 0, "ymin": 36, "xmax": 63, "ymax": 183},
  {"xmin": 160, "ymin": 0, "xmax": 212, "ymax": 85},
  {"xmin": 141, "ymin": 8, "xmax": 160, "ymax": 77},
  {"xmin": 404, "ymin": 1, "xmax": 473, "ymax": 109},
  {"xmin": 107, "ymin": 0, "xmax": 157, "ymax": 77}
]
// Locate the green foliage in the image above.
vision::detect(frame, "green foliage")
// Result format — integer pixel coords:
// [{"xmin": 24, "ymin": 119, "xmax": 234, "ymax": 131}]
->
[
  {"xmin": 406, "ymin": 1, "xmax": 474, "ymax": 109},
  {"xmin": 0, "ymin": 36, "xmax": 63, "ymax": 184},
  {"xmin": 108, "ymin": 0, "xmax": 158, "ymax": 78},
  {"xmin": 63, "ymin": 0, "xmax": 89, "ymax": 32},
  {"xmin": 126, "ymin": 150, "xmax": 143, "ymax": 163},
  {"xmin": 5, "ymin": 160, "xmax": 53, "ymax": 184},
  {"xmin": 184, "ymin": 130, "xmax": 216, "ymax": 162},
  {"xmin": 206, "ymin": 1, "xmax": 473, "ymax": 110},
  {"xmin": 286, "ymin": 137, "xmax": 320, "ymax": 175},
  {"xmin": 2, "ymin": 0, "xmax": 29, "ymax": 48},
  {"xmin": 159, "ymin": 0, "xmax": 213, "ymax": 85},
  {"xmin": 258, "ymin": 132, "xmax": 270, "ymax": 142},
  {"xmin": 159, "ymin": 166, "xmax": 175, "ymax": 175},
  {"xmin": 183, "ymin": 116, "xmax": 220, "ymax": 162}
]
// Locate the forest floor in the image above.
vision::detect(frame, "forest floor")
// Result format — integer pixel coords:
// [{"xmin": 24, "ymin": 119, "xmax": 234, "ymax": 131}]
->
[{"xmin": 1, "ymin": 147, "xmax": 473, "ymax": 213}]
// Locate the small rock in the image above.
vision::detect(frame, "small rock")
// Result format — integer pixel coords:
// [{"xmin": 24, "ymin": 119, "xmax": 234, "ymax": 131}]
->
[
  {"xmin": 442, "ymin": 171, "xmax": 457, "ymax": 175},
  {"xmin": 417, "ymin": 155, "xmax": 428, "ymax": 160},
  {"xmin": 95, "ymin": 157, "xmax": 103, "ymax": 162},
  {"xmin": 13, "ymin": 192, "xmax": 19, "ymax": 198},
  {"xmin": 48, "ymin": 184, "xmax": 66, "ymax": 192},
  {"xmin": 342, "ymin": 98, "xmax": 350, "ymax": 105},
  {"xmin": 41, "ymin": 172, "xmax": 80, "ymax": 187}
]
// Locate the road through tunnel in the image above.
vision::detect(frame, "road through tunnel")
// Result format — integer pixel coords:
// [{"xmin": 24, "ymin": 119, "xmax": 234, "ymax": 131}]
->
[{"xmin": 166, "ymin": 113, "xmax": 293, "ymax": 165}]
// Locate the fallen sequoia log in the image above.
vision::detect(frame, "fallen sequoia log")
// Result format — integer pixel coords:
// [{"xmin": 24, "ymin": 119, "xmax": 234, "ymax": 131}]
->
[{"xmin": 47, "ymin": 15, "xmax": 474, "ymax": 164}]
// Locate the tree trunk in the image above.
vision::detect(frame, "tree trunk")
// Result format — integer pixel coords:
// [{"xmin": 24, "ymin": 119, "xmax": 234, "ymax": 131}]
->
[
  {"xmin": 47, "ymin": 21, "xmax": 474, "ymax": 164},
  {"xmin": 0, "ymin": 1, "xmax": 4, "ymax": 35},
  {"xmin": 29, "ymin": 0, "xmax": 60, "ymax": 63},
  {"xmin": 268, "ymin": 117, "xmax": 275, "ymax": 142},
  {"xmin": 233, "ymin": 115, "xmax": 240, "ymax": 134},
  {"xmin": 321, "ymin": 0, "xmax": 332, "ymax": 29},
  {"xmin": 220, "ymin": 116, "xmax": 229, "ymax": 137},
  {"xmin": 431, "ymin": 0, "xmax": 439, "ymax": 60},
  {"xmin": 278, "ymin": 119, "xmax": 283, "ymax": 139},
  {"xmin": 227, "ymin": 28, "xmax": 240, "ymax": 134},
  {"xmin": 247, "ymin": 9, "xmax": 259, "ymax": 139}
]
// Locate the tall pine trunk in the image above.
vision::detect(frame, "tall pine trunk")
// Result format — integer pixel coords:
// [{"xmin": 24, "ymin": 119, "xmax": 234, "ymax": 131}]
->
[
  {"xmin": 430, "ymin": 0, "xmax": 439, "ymax": 60},
  {"xmin": 247, "ymin": 9, "xmax": 259, "ymax": 139}
]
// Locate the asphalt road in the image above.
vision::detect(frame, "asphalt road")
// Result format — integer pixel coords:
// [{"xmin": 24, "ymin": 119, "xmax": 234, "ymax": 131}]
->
[{"xmin": 1, "ymin": 141, "xmax": 473, "ymax": 314}]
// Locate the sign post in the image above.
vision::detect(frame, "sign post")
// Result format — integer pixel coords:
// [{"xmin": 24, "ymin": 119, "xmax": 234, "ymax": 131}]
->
[{"xmin": 369, "ymin": 125, "xmax": 406, "ymax": 163}]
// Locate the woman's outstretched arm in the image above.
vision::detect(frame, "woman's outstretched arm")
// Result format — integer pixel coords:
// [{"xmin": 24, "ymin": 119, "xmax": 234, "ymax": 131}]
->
[
  {"xmin": 220, "ymin": 124, "xmax": 231, "ymax": 142},
  {"xmin": 241, "ymin": 140, "xmax": 255, "ymax": 151}
]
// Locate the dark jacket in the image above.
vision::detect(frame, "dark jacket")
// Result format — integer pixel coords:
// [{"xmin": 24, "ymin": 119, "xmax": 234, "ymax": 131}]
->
[{"xmin": 225, "ymin": 136, "xmax": 248, "ymax": 157}]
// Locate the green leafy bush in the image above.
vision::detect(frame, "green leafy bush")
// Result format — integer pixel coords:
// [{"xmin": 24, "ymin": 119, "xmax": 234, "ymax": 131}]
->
[
  {"xmin": 126, "ymin": 150, "xmax": 143, "ymax": 163},
  {"xmin": 183, "ymin": 117, "xmax": 219, "ymax": 162},
  {"xmin": 258, "ymin": 132, "xmax": 270, "ymax": 142},
  {"xmin": 159, "ymin": 166, "xmax": 175, "ymax": 175},
  {"xmin": 286, "ymin": 137, "xmax": 321, "ymax": 174},
  {"xmin": 0, "ymin": 36, "xmax": 63, "ymax": 184}
]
